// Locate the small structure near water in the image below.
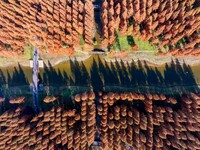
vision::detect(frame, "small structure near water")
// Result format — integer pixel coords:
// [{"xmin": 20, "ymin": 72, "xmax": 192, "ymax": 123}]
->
[{"xmin": 30, "ymin": 60, "xmax": 44, "ymax": 68}]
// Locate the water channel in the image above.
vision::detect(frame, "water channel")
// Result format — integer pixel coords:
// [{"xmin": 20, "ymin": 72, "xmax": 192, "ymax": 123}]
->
[{"xmin": 0, "ymin": 55, "xmax": 199, "ymax": 99}]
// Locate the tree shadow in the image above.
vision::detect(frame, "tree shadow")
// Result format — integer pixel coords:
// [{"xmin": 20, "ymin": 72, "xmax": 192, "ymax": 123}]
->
[
  {"xmin": 0, "ymin": 56, "xmax": 198, "ymax": 114},
  {"xmin": 98, "ymin": 56, "xmax": 119, "ymax": 86},
  {"xmin": 40, "ymin": 56, "xmax": 198, "ymax": 94},
  {"xmin": 0, "ymin": 57, "xmax": 198, "ymax": 96},
  {"xmin": 70, "ymin": 58, "xmax": 90, "ymax": 86},
  {"xmin": 90, "ymin": 58, "xmax": 103, "ymax": 91},
  {"xmin": 1, "ymin": 63, "xmax": 29, "ymax": 87},
  {"xmin": 114, "ymin": 30, "xmax": 121, "ymax": 50},
  {"xmin": 43, "ymin": 61, "xmax": 66, "ymax": 86},
  {"xmin": 127, "ymin": 35, "xmax": 135, "ymax": 46},
  {"xmin": 0, "ymin": 69, "xmax": 6, "ymax": 86},
  {"xmin": 164, "ymin": 60, "xmax": 181, "ymax": 86},
  {"xmin": 144, "ymin": 61, "xmax": 160, "ymax": 85}
]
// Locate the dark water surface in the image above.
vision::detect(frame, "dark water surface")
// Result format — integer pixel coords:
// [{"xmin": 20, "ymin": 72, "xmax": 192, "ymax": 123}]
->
[
  {"xmin": 0, "ymin": 54, "xmax": 199, "ymax": 87},
  {"xmin": 0, "ymin": 54, "xmax": 199, "ymax": 108}
]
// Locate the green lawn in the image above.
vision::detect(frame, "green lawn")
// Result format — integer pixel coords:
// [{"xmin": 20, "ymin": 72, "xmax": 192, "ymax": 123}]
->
[
  {"xmin": 110, "ymin": 32, "xmax": 132, "ymax": 51},
  {"xmin": 109, "ymin": 31, "xmax": 158, "ymax": 53},
  {"xmin": 23, "ymin": 43, "xmax": 34, "ymax": 59},
  {"xmin": 134, "ymin": 37, "xmax": 157, "ymax": 52}
]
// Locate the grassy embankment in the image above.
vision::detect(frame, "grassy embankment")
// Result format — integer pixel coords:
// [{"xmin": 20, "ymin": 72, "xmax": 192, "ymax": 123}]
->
[
  {"xmin": 0, "ymin": 44, "xmax": 33, "ymax": 66},
  {"xmin": 109, "ymin": 31, "xmax": 157, "ymax": 52}
]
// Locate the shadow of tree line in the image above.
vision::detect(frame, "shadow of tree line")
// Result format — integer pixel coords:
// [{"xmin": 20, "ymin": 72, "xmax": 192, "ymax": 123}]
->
[
  {"xmin": 0, "ymin": 63, "xmax": 28, "ymax": 86},
  {"xmin": 41, "ymin": 56, "xmax": 199, "ymax": 94},
  {"xmin": 0, "ymin": 56, "xmax": 199, "ymax": 94}
]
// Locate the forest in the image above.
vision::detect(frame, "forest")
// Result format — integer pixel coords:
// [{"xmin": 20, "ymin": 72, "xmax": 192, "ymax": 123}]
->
[
  {"xmin": 0, "ymin": 1, "xmax": 199, "ymax": 149},
  {"xmin": 0, "ymin": 91, "xmax": 199, "ymax": 149},
  {"xmin": 101, "ymin": 0, "xmax": 200, "ymax": 55},
  {"xmin": 0, "ymin": 0, "xmax": 94, "ymax": 57},
  {"xmin": 0, "ymin": 0, "xmax": 199, "ymax": 58}
]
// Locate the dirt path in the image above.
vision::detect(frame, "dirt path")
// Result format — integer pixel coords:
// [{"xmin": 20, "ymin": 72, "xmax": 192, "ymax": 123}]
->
[
  {"xmin": 0, "ymin": 52, "xmax": 92, "ymax": 67},
  {"xmin": 104, "ymin": 51, "xmax": 200, "ymax": 66},
  {"xmin": 1, "ymin": 51, "xmax": 200, "ymax": 67}
]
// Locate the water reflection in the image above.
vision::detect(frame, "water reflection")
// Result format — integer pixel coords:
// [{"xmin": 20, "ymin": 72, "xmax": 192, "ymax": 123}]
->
[
  {"xmin": 0, "ymin": 91, "xmax": 199, "ymax": 149},
  {"xmin": 0, "ymin": 56, "xmax": 199, "ymax": 95}
]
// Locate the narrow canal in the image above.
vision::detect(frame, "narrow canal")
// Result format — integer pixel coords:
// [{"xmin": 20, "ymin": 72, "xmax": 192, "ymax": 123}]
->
[{"xmin": 0, "ymin": 54, "xmax": 200, "ymax": 94}]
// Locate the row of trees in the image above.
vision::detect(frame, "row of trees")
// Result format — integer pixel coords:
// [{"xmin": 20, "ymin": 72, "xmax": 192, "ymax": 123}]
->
[
  {"xmin": 101, "ymin": 0, "xmax": 200, "ymax": 56},
  {"xmin": 0, "ymin": 96, "xmax": 96, "ymax": 149},
  {"xmin": 0, "ymin": 0, "xmax": 94, "ymax": 56},
  {"xmin": 0, "ymin": 91, "xmax": 199, "ymax": 149},
  {"xmin": 98, "ymin": 92, "xmax": 200, "ymax": 149},
  {"xmin": 0, "ymin": 0, "xmax": 199, "ymax": 57}
]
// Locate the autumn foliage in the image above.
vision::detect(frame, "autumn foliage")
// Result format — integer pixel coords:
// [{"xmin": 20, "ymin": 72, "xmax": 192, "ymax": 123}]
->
[
  {"xmin": 98, "ymin": 91, "xmax": 200, "ymax": 149},
  {"xmin": 0, "ymin": 93, "xmax": 96, "ymax": 149},
  {"xmin": 0, "ymin": 0, "xmax": 199, "ymax": 57},
  {"xmin": 101, "ymin": 0, "xmax": 200, "ymax": 56},
  {"xmin": 0, "ymin": 91, "xmax": 199, "ymax": 149},
  {"xmin": 0, "ymin": 0, "xmax": 94, "ymax": 55}
]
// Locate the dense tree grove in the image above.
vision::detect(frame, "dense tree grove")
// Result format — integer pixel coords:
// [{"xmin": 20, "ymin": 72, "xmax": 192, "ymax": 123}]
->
[
  {"xmin": 97, "ymin": 91, "xmax": 200, "ymax": 149},
  {"xmin": 0, "ymin": 0, "xmax": 199, "ymax": 57},
  {"xmin": 101, "ymin": 0, "xmax": 200, "ymax": 56},
  {"xmin": 0, "ymin": 0, "xmax": 94, "ymax": 56},
  {"xmin": 0, "ymin": 91, "xmax": 199, "ymax": 149},
  {"xmin": 0, "ymin": 92, "xmax": 96, "ymax": 149}
]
